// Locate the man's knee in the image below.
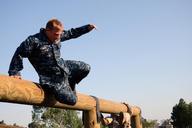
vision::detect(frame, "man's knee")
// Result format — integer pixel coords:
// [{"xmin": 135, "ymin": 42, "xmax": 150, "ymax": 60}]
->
[
  {"xmin": 78, "ymin": 63, "xmax": 91, "ymax": 81},
  {"xmin": 84, "ymin": 63, "xmax": 91, "ymax": 74}
]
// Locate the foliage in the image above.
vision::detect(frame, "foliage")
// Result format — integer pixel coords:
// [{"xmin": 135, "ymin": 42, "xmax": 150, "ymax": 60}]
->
[
  {"xmin": 159, "ymin": 119, "xmax": 173, "ymax": 127},
  {"xmin": 29, "ymin": 106, "xmax": 83, "ymax": 128},
  {"xmin": 171, "ymin": 98, "xmax": 192, "ymax": 128},
  {"xmin": 142, "ymin": 118, "xmax": 158, "ymax": 128}
]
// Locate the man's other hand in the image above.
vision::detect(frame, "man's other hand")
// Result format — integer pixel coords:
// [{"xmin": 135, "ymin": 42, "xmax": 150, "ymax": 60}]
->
[{"xmin": 10, "ymin": 75, "xmax": 22, "ymax": 79}]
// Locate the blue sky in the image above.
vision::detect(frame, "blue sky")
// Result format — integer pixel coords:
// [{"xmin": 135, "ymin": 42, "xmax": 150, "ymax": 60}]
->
[{"xmin": 0, "ymin": 0, "xmax": 192, "ymax": 126}]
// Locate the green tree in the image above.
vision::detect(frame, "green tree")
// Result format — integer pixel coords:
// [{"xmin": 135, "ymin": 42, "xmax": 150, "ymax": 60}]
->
[
  {"xmin": 142, "ymin": 118, "xmax": 158, "ymax": 128},
  {"xmin": 171, "ymin": 98, "xmax": 192, "ymax": 128},
  {"xmin": 188, "ymin": 102, "xmax": 192, "ymax": 125},
  {"xmin": 29, "ymin": 106, "xmax": 83, "ymax": 128}
]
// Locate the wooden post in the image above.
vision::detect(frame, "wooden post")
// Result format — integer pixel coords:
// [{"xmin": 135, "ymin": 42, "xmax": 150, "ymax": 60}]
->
[
  {"xmin": 131, "ymin": 111, "xmax": 142, "ymax": 128},
  {"xmin": 132, "ymin": 107, "xmax": 142, "ymax": 128},
  {"xmin": 134, "ymin": 114, "xmax": 142, "ymax": 128},
  {"xmin": 83, "ymin": 108, "xmax": 100, "ymax": 128}
]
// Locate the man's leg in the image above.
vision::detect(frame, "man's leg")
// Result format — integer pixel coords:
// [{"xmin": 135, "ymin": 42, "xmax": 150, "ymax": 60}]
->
[
  {"xmin": 64, "ymin": 60, "xmax": 91, "ymax": 91},
  {"xmin": 41, "ymin": 78, "xmax": 77, "ymax": 105},
  {"xmin": 53, "ymin": 80, "xmax": 77, "ymax": 105}
]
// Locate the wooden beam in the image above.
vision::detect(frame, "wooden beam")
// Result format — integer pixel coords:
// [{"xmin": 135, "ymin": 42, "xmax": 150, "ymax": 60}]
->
[{"xmin": 0, "ymin": 75, "xmax": 141, "ymax": 116}]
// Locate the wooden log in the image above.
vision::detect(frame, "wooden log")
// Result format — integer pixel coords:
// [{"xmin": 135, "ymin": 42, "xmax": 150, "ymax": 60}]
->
[{"xmin": 0, "ymin": 75, "xmax": 141, "ymax": 116}]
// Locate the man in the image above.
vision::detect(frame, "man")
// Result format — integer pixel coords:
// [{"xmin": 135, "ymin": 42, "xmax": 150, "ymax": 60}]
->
[{"xmin": 8, "ymin": 19, "xmax": 96, "ymax": 105}]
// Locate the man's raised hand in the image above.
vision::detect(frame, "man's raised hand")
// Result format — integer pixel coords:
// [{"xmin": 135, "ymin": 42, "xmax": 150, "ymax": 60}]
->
[{"xmin": 89, "ymin": 24, "xmax": 97, "ymax": 31}]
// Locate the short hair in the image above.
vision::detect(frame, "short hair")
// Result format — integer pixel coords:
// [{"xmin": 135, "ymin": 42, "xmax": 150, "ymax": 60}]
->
[{"xmin": 46, "ymin": 19, "xmax": 63, "ymax": 30}]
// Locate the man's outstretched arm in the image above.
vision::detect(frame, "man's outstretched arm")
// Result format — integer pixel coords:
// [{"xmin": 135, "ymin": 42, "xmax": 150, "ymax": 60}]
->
[{"xmin": 61, "ymin": 24, "xmax": 97, "ymax": 41}]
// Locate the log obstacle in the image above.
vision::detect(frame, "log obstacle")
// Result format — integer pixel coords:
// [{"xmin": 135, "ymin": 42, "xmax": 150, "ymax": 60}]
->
[{"xmin": 0, "ymin": 75, "xmax": 142, "ymax": 128}]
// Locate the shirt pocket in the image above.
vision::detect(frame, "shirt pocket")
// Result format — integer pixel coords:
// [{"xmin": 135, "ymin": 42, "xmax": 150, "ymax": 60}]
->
[{"xmin": 39, "ymin": 45, "xmax": 53, "ymax": 58}]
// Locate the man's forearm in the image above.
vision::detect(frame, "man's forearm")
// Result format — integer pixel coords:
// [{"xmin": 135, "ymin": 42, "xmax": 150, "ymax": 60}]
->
[
  {"xmin": 8, "ymin": 48, "xmax": 23, "ymax": 76},
  {"xmin": 61, "ymin": 24, "xmax": 95, "ymax": 41}
]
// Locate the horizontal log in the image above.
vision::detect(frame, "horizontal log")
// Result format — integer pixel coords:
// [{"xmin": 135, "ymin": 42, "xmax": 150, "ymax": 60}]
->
[{"xmin": 0, "ymin": 75, "xmax": 141, "ymax": 116}]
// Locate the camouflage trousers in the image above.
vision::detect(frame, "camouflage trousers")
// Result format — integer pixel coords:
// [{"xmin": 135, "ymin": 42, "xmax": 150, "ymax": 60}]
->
[{"xmin": 41, "ymin": 60, "xmax": 90, "ymax": 105}]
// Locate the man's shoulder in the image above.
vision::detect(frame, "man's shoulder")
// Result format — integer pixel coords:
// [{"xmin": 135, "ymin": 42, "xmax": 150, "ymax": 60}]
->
[
  {"xmin": 31, "ymin": 30, "xmax": 43, "ymax": 39},
  {"xmin": 28, "ymin": 29, "xmax": 47, "ymax": 44}
]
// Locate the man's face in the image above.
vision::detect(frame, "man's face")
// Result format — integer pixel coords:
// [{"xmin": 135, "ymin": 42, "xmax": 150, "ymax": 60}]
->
[{"xmin": 46, "ymin": 26, "xmax": 63, "ymax": 43}]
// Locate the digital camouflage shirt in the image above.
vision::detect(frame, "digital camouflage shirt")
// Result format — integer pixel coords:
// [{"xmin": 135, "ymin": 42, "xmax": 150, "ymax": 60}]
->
[{"xmin": 8, "ymin": 24, "xmax": 91, "ymax": 85}]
